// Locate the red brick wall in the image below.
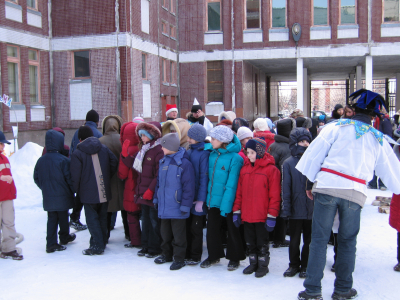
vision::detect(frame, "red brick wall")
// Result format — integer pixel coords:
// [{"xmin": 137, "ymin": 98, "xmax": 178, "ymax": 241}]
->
[
  {"xmin": 120, "ymin": 46, "xmax": 132, "ymax": 122},
  {"xmin": 372, "ymin": 0, "xmax": 400, "ymax": 42}
]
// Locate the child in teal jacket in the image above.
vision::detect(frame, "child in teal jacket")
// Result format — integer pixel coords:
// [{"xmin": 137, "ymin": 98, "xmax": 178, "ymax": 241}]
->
[{"xmin": 200, "ymin": 126, "xmax": 245, "ymax": 271}]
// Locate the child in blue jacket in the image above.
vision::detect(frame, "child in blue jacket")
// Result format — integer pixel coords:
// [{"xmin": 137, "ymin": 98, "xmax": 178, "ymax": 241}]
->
[
  {"xmin": 200, "ymin": 126, "xmax": 245, "ymax": 271},
  {"xmin": 185, "ymin": 124, "xmax": 210, "ymax": 265},
  {"xmin": 153, "ymin": 133, "xmax": 195, "ymax": 270}
]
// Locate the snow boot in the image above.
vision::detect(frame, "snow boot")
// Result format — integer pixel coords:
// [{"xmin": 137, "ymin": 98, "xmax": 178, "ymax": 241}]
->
[
  {"xmin": 69, "ymin": 219, "xmax": 87, "ymax": 231},
  {"xmin": 227, "ymin": 260, "xmax": 240, "ymax": 271},
  {"xmin": 124, "ymin": 243, "xmax": 141, "ymax": 248},
  {"xmin": 60, "ymin": 233, "xmax": 76, "ymax": 245},
  {"xmin": 394, "ymin": 263, "xmax": 400, "ymax": 272},
  {"xmin": 170, "ymin": 260, "xmax": 186, "ymax": 270},
  {"xmin": 0, "ymin": 250, "xmax": 23, "ymax": 260},
  {"xmin": 284, "ymin": 266, "xmax": 301, "ymax": 277},
  {"xmin": 200, "ymin": 258, "xmax": 220, "ymax": 268},
  {"xmin": 145, "ymin": 251, "xmax": 161, "ymax": 258},
  {"xmin": 243, "ymin": 254, "xmax": 258, "ymax": 275},
  {"xmin": 137, "ymin": 248, "xmax": 148, "ymax": 256},
  {"xmin": 298, "ymin": 290, "xmax": 323, "ymax": 300},
  {"xmin": 273, "ymin": 239, "xmax": 290, "ymax": 248},
  {"xmin": 82, "ymin": 247, "xmax": 104, "ymax": 255},
  {"xmin": 331, "ymin": 288, "xmax": 358, "ymax": 300},
  {"xmin": 154, "ymin": 254, "xmax": 173, "ymax": 264},
  {"xmin": 185, "ymin": 258, "xmax": 201, "ymax": 266},
  {"xmin": 46, "ymin": 244, "xmax": 67, "ymax": 253},
  {"xmin": 299, "ymin": 268, "xmax": 307, "ymax": 278},
  {"xmin": 255, "ymin": 246, "xmax": 270, "ymax": 278}
]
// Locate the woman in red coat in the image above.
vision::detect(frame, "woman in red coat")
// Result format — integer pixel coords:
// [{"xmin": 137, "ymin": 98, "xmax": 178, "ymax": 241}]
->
[
  {"xmin": 233, "ymin": 138, "xmax": 281, "ymax": 278},
  {"xmin": 389, "ymin": 194, "xmax": 400, "ymax": 271}
]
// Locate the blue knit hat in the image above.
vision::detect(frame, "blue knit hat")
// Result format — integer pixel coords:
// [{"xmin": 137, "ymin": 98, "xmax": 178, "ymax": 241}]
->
[
  {"xmin": 188, "ymin": 123, "xmax": 207, "ymax": 142},
  {"xmin": 138, "ymin": 129, "xmax": 154, "ymax": 141},
  {"xmin": 246, "ymin": 137, "xmax": 266, "ymax": 159}
]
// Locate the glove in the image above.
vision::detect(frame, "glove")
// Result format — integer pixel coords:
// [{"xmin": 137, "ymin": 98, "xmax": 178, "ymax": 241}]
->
[
  {"xmin": 122, "ymin": 140, "xmax": 130, "ymax": 157},
  {"xmin": 195, "ymin": 201, "xmax": 204, "ymax": 213},
  {"xmin": 0, "ymin": 175, "xmax": 13, "ymax": 184},
  {"xmin": 154, "ymin": 203, "xmax": 158, "ymax": 210},
  {"xmin": 232, "ymin": 213, "xmax": 241, "ymax": 228},
  {"xmin": 142, "ymin": 189, "xmax": 154, "ymax": 200},
  {"xmin": 265, "ymin": 217, "xmax": 276, "ymax": 232}
]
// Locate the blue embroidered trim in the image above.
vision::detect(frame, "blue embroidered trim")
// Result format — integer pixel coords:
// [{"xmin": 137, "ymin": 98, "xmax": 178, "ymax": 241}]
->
[{"xmin": 336, "ymin": 119, "xmax": 383, "ymax": 146}]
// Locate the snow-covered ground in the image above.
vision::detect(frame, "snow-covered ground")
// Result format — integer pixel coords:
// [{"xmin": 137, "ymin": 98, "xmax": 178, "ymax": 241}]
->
[{"xmin": 2, "ymin": 143, "xmax": 399, "ymax": 300}]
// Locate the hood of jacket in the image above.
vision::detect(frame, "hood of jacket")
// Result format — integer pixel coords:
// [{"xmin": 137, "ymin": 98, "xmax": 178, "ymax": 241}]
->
[
  {"xmin": 136, "ymin": 121, "xmax": 162, "ymax": 142},
  {"xmin": 274, "ymin": 134, "xmax": 290, "ymax": 144},
  {"xmin": 162, "ymin": 118, "xmax": 191, "ymax": 146},
  {"xmin": 102, "ymin": 115, "xmax": 123, "ymax": 135},
  {"xmin": 120, "ymin": 122, "xmax": 140, "ymax": 145},
  {"xmin": 45, "ymin": 130, "xmax": 65, "ymax": 152},
  {"xmin": 254, "ymin": 130, "xmax": 275, "ymax": 142},
  {"xmin": 243, "ymin": 152, "xmax": 276, "ymax": 168},
  {"xmin": 52, "ymin": 127, "xmax": 66, "ymax": 136},
  {"xmin": 205, "ymin": 134, "xmax": 241, "ymax": 154},
  {"xmin": 76, "ymin": 137, "xmax": 103, "ymax": 154}
]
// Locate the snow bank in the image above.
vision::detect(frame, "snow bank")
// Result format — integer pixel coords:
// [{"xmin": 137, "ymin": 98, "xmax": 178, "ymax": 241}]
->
[{"xmin": 9, "ymin": 142, "xmax": 43, "ymax": 209}]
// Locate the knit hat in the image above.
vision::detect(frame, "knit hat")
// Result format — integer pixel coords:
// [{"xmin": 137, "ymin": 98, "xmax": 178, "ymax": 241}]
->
[
  {"xmin": 277, "ymin": 118, "xmax": 296, "ymax": 138},
  {"xmin": 290, "ymin": 108, "xmax": 304, "ymax": 118},
  {"xmin": 132, "ymin": 117, "xmax": 144, "ymax": 123},
  {"xmin": 334, "ymin": 104, "xmax": 344, "ymax": 111},
  {"xmin": 191, "ymin": 98, "xmax": 202, "ymax": 113},
  {"xmin": 232, "ymin": 118, "xmax": 250, "ymax": 133},
  {"xmin": 253, "ymin": 118, "xmax": 270, "ymax": 132},
  {"xmin": 160, "ymin": 133, "xmax": 180, "ymax": 152},
  {"xmin": 188, "ymin": 123, "xmax": 207, "ymax": 142},
  {"xmin": 0, "ymin": 131, "xmax": 11, "ymax": 145},
  {"xmin": 265, "ymin": 118, "xmax": 275, "ymax": 129},
  {"xmin": 78, "ymin": 125, "xmax": 94, "ymax": 141},
  {"xmin": 138, "ymin": 129, "xmax": 154, "ymax": 141},
  {"xmin": 245, "ymin": 138, "xmax": 267, "ymax": 159},
  {"xmin": 237, "ymin": 127, "xmax": 253, "ymax": 141},
  {"xmin": 166, "ymin": 104, "xmax": 178, "ymax": 117},
  {"xmin": 86, "ymin": 109, "xmax": 99, "ymax": 123},
  {"xmin": 210, "ymin": 125, "xmax": 234, "ymax": 143}
]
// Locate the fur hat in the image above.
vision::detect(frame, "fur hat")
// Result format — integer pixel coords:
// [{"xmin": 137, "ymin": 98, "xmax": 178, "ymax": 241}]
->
[
  {"xmin": 246, "ymin": 138, "xmax": 267, "ymax": 159},
  {"xmin": 191, "ymin": 98, "xmax": 202, "ymax": 113},
  {"xmin": 295, "ymin": 117, "xmax": 312, "ymax": 129},
  {"xmin": 217, "ymin": 119, "xmax": 233, "ymax": 128},
  {"xmin": 218, "ymin": 111, "xmax": 237, "ymax": 123},
  {"xmin": 253, "ymin": 118, "xmax": 270, "ymax": 132},
  {"xmin": 210, "ymin": 125, "xmax": 234, "ymax": 143},
  {"xmin": 161, "ymin": 133, "xmax": 180, "ymax": 152},
  {"xmin": 136, "ymin": 122, "xmax": 162, "ymax": 142},
  {"xmin": 188, "ymin": 123, "xmax": 207, "ymax": 143},
  {"xmin": 86, "ymin": 109, "xmax": 99, "ymax": 123},
  {"xmin": 166, "ymin": 104, "xmax": 178, "ymax": 117},
  {"xmin": 237, "ymin": 127, "xmax": 253, "ymax": 141},
  {"xmin": 232, "ymin": 118, "xmax": 250, "ymax": 133},
  {"xmin": 290, "ymin": 108, "xmax": 304, "ymax": 118}
]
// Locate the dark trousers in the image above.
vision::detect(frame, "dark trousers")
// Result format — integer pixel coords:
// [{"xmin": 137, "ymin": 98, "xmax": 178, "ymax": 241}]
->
[
  {"xmin": 161, "ymin": 219, "xmax": 187, "ymax": 262},
  {"xmin": 127, "ymin": 211, "xmax": 142, "ymax": 246},
  {"xmin": 368, "ymin": 172, "xmax": 385, "ymax": 189},
  {"xmin": 397, "ymin": 232, "xmax": 400, "ymax": 263},
  {"xmin": 141, "ymin": 205, "xmax": 161, "ymax": 254},
  {"xmin": 47, "ymin": 211, "xmax": 70, "ymax": 248},
  {"xmin": 243, "ymin": 222, "xmax": 269, "ymax": 255},
  {"xmin": 107, "ymin": 210, "xmax": 130, "ymax": 237},
  {"xmin": 70, "ymin": 194, "xmax": 84, "ymax": 221},
  {"xmin": 272, "ymin": 216, "xmax": 287, "ymax": 243},
  {"xmin": 84, "ymin": 202, "xmax": 108, "ymax": 251},
  {"xmin": 186, "ymin": 214, "xmax": 204, "ymax": 261},
  {"xmin": 206, "ymin": 207, "xmax": 245, "ymax": 261},
  {"xmin": 289, "ymin": 219, "xmax": 312, "ymax": 269},
  {"xmin": 333, "ymin": 233, "xmax": 338, "ymax": 262}
]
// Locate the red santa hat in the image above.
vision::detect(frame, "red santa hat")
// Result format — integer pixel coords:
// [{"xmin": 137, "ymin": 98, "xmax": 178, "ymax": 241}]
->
[{"xmin": 166, "ymin": 104, "xmax": 178, "ymax": 117}]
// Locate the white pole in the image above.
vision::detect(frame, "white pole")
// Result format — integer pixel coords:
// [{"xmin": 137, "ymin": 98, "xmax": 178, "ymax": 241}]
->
[
  {"xmin": 366, "ymin": 56, "xmax": 373, "ymax": 90},
  {"xmin": 297, "ymin": 58, "xmax": 304, "ymax": 110}
]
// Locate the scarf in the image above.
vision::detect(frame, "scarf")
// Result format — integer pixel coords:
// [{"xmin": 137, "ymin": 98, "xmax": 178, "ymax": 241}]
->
[{"xmin": 133, "ymin": 139, "xmax": 161, "ymax": 173}]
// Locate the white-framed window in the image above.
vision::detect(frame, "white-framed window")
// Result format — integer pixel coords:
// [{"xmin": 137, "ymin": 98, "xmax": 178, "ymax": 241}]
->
[
  {"xmin": 313, "ymin": 0, "xmax": 329, "ymax": 26},
  {"xmin": 245, "ymin": 0, "xmax": 261, "ymax": 29},
  {"xmin": 271, "ymin": 0, "xmax": 286, "ymax": 28},
  {"xmin": 29, "ymin": 49, "xmax": 40, "ymax": 103},
  {"xmin": 383, "ymin": 0, "xmax": 399, "ymax": 22},
  {"xmin": 340, "ymin": 0, "xmax": 357, "ymax": 24},
  {"xmin": 207, "ymin": 0, "xmax": 221, "ymax": 31},
  {"xmin": 7, "ymin": 45, "xmax": 21, "ymax": 103}
]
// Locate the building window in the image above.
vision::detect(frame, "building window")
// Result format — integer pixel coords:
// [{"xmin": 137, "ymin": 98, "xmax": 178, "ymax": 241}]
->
[
  {"xmin": 29, "ymin": 50, "xmax": 40, "ymax": 103},
  {"xmin": 27, "ymin": 0, "xmax": 38, "ymax": 10},
  {"xmin": 246, "ymin": 0, "xmax": 261, "ymax": 29},
  {"xmin": 313, "ymin": 0, "xmax": 328, "ymax": 26},
  {"xmin": 170, "ymin": 25, "xmax": 176, "ymax": 38},
  {"xmin": 207, "ymin": 0, "xmax": 221, "ymax": 31},
  {"xmin": 383, "ymin": 0, "xmax": 399, "ymax": 22},
  {"xmin": 7, "ymin": 45, "xmax": 20, "ymax": 103},
  {"xmin": 142, "ymin": 53, "xmax": 147, "ymax": 79},
  {"xmin": 340, "ymin": 0, "xmax": 356, "ymax": 24},
  {"xmin": 162, "ymin": 21, "xmax": 169, "ymax": 35},
  {"xmin": 207, "ymin": 61, "xmax": 223, "ymax": 103},
  {"xmin": 170, "ymin": 0, "xmax": 176, "ymax": 14},
  {"xmin": 161, "ymin": 59, "xmax": 167, "ymax": 83},
  {"xmin": 271, "ymin": 0, "xmax": 286, "ymax": 28},
  {"xmin": 74, "ymin": 51, "xmax": 90, "ymax": 78},
  {"xmin": 162, "ymin": 0, "xmax": 168, "ymax": 9}
]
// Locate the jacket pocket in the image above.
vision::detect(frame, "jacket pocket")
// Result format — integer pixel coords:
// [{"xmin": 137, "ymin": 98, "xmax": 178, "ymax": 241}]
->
[{"xmin": 175, "ymin": 189, "xmax": 182, "ymax": 204}]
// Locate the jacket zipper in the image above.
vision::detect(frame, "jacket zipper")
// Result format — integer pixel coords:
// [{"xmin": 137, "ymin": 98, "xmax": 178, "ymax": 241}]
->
[{"xmin": 208, "ymin": 152, "xmax": 221, "ymax": 208}]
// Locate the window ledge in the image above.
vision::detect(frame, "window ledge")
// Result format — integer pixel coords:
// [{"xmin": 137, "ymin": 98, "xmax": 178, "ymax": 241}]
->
[
  {"xmin": 170, "ymin": 83, "xmax": 177, "ymax": 87},
  {"xmin": 381, "ymin": 23, "xmax": 400, "ymax": 37},
  {"xmin": 269, "ymin": 28, "xmax": 288, "ymax": 33},
  {"xmin": 10, "ymin": 104, "xmax": 26, "ymax": 110},
  {"xmin": 142, "ymin": 80, "xmax": 151, "ymax": 84},
  {"xmin": 5, "ymin": 1, "xmax": 22, "ymax": 10},
  {"xmin": 268, "ymin": 28, "xmax": 288, "ymax": 42},
  {"xmin": 170, "ymin": 12, "xmax": 176, "ymax": 16},
  {"xmin": 162, "ymin": 32, "xmax": 169, "ymax": 37},
  {"xmin": 337, "ymin": 24, "xmax": 359, "ymax": 30},
  {"xmin": 337, "ymin": 24, "xmax": 359, "ymax": 39},
  {"xmin": 243, "ymin": 30, "xmax": 263, "ymax": 43},
  {"xmin": 310, "ymin": 25, "xmax": 331, "ymax": 31},
  {"xmin": 310, "ymin": 26, "xmax": 331, "ymax": 40},
  {"xmin": 70, "ymin": 79, "xmax": 92, "ymax": 84},
  {"xmin": 27, "ymin": 8, "xmax": 42, "ymax": 16},
  {"xmin": 170, "ymin": 37, "xmax": 177, "ymax": 41},
  {"xmin": 204, "ymin": 31, "xmax": 223, "ymax": 45},
  {"xmin": 31, "ymin": 105, "xmax": 45, "ymax": 109},
  {"xmin": 162, "ymin": 6, "xmax": 168, "ymax": 12},
  {"xmin": 162, "ymin": 82, "xmax": 170, "ymax": 86},
  {"xmin": 243, "ymin": 29, "xmax": 262, "ymax": 33},
  {"xmin": 381, "ymin": 23, "xmax": 400, "ymax": 28}
]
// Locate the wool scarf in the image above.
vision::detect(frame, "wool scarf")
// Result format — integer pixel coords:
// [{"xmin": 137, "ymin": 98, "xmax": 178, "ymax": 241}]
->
[{"xmin": 133, "ymin": 139, "xmax": 161, "ymax": 173}]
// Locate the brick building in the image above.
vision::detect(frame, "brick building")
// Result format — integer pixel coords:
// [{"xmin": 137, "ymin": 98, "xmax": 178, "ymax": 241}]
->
[{"xmin": 1, "ymin": 0, "xmax": 400, "ymax": 146}]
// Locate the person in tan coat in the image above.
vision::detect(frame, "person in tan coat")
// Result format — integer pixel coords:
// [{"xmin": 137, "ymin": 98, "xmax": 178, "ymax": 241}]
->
[{"xmin": 162, "ymin": 118, "xmax": 191, "ymax": 150}]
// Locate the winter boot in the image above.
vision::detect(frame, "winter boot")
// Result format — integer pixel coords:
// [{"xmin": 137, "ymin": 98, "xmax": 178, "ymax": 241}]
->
[
  {"xmin": 60, "ymin": 233, "xmax": 76, "ymax": 245},
  {"xmin": 227, "ymin": 260, "xmax": 240, "ymax": 271},
  {"xmin": 297, "ymin": 290, "xmax": 323, "ymax": 300},
  {"xmin": 273, "ymin": 239, "xmax": 290, "ymax": 248},
  {"xmin": 185, "ymin": 258, "xmax": 201, "ymax": 266},
  {"xmin": 255, "ymin": 246, "xmax": 270, "ymax": 278},
  {"xmin": 243, "ymin": 254, "xmax": 258, "ymax": 275},
  {"xmin": 283, "ymin": 266, "xmax": 301, "ymax": 277},
  {"xmin": 0, "ymin": 250, "xmax": 23, "ymax": 260},
  {"xmin": 170, "ymin": 260, "xmax": 186, "ymax": 270},
  {"xmin": 137, "ymin": 248, "xmax": 148, "ymax": 257},
  {"xmin": 200, "ymin": 258, "xmax": 220, "ymax": 268},
  {"xmin": 299, "ymin": 268, "xmax": 307, "ymax": 278},
  {"xmin": 331, "ymin": 288, "xmax": 358, "ymax": 300},
  {"xmin": 124, "ymin": 243, "xmax": 141, "ymax": 249},
  {"xmin": 46, "ymin": 244, "xmax": 67, "ymax": 253},
  {"xmin": 145, "ymin": 251, "xmax": 161, "ymax": 258},
  {"xmin": 69, "ymin": 219, "xmax": 87, "ymax": 231},
  {"xmin": 394, "ymin": 263, "xmax": 400, "ymax": 272},
  {"xmin": 82, "ymin": 247, "xmax": 104, "ymax": 255},
  {"xmin": 154, "ymin": 254, "xmax": 173, "ymax": 264}
]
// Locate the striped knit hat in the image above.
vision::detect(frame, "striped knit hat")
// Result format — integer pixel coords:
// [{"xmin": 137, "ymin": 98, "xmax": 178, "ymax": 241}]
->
[{"xmin": 245, "ymin": 137, "xmax": 267, "ymax": 159}]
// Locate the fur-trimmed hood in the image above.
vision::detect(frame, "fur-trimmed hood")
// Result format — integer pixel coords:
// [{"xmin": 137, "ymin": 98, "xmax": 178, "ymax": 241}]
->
[
  {"xmin": 102, "ymin": 115, "xmax": 123, "ymax": 135},
  {"xmin": 218, "ymin": 111, "xmax": 237, "ymax": 123},
  {"xmin": 136, "ymin": 122, "xmax": 162, "ymax": 142},
  {"xmin": 162, "ymin": 118, "xmax": 191, "ymax": 149}
]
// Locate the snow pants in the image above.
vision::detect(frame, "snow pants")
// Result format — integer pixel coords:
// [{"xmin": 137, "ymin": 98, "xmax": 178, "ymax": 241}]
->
[
  {"xmin": 0, "ymin": 200, "xmax": 17, "ymax": 253},
  {"xmin": 47, "ymin": 210, "xmax": 70, "ymax": 248},
  {"xmin": 186, "ymin": 214, "xmax": 204, "ymax": 261},
  {"xmin": 160, "ymin": 219, "xmax": 186, "ymax": 262},
  {"xmin": 127, "ymin": 211, "xmax": 142, "ymax": 246},
  {"xmin": 289, "ymin": 219, "xmax": 312, "ymax": 269}
]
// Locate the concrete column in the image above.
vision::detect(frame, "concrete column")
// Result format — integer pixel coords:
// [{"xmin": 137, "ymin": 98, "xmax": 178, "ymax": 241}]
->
[
  {"xmin": 365, "ymin": 56, "xmax": 373, "ymax": 90},
  {"xmin": 303, "ymin": 68, "xmax": 310, "ymax": 117},
  {"xmin": 396, "ymin": 73, "xmax": 400, "ymax": 113},
  {"xmin": 349, "ymin": 74, "xmax": 355, "ymax": 95},
  {"xmin": 297, "ymin": 58, "xmax": 304, "ymax": 111},
  {"xmin": 356, "ymin": 66, "xmax": 362, "ymax": 90}
]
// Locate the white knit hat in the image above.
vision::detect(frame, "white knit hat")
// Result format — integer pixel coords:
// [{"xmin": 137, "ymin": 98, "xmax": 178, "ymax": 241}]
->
[
  {"xmin": 253, "ymin": 118, "xmax": 270, "ymax": 132},
  {"xmin": 210, "ymin": 125, "xmax": 234, "ymax": 143},
  {"xmin": 237, "ymin": 127, "xmax": 253, "ymax": 141}
]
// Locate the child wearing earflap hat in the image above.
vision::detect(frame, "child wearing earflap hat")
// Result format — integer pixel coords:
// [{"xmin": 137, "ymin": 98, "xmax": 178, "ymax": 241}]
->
[{"xmin": 232, "ymin": 138, "xmax": 281, "ymax": 278}]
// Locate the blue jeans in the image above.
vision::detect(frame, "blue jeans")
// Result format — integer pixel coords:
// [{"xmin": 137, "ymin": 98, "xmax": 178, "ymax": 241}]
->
[{"xmin": 304, "ymin": 193, "xmax": 361, "ymax": 295}]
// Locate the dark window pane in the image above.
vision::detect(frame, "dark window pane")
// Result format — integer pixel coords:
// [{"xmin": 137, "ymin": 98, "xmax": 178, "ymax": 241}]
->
[
  {"xmin": 29, "ymin": 65, "xmax": 39, "ymax": 103},
  {"xmin": 272, "ymin": 0, "xmax": 286, "ymax": 28},
  {"xmin": 8, "ymin": 62, "xmax": 19, "ymax": 102},
  {"xmin": 207, "ymin": 61, "xmax": 223, "ymax": 103},
  {"xmin": 74, "ymin": 51, "xmax": 90, "ymax": 78},
  {"xmin": 208, "ymin": 2, "xmax": 221, "ymax": 31},
  {"xmin": 7, "ymin": 46, "xmax": 18, "ymax": 58},
  {"xmin": 142, "ymin": 54, "xmax": 146, "ymax": 79},
  {"xmin": 27, "ymin": 0, "xmax": 36, "ymax": 9},
  {"xmin": 246, "ymin": 0, "xmax": 260, "ymax": 29},
  {"xmin": 341, "ymin": 0, "xmax": 356, "ymax": 24},
  {"xmin": 314, "ymin": 0, "xmax": 328, "ymax": 25},
  {"xmin": 384, "ymin": 0, "xmax": 399, "ymax": 22},
  {"xmin": 29, "ymin": 50, "xmax": 37, "ymax": 61}
]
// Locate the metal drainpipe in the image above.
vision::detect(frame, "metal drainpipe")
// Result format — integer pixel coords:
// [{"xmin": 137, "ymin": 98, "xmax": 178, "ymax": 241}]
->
[
  {"xmin": 157, "ymin": 0, "xmax": 161, "ymax": 120},
  {"xmin": 115, "ymin": 0, "xmax": 122, "ymax": 117},
  {"xmin": 176, "ymin": 0, "xmax": 180, "ymax": 115},
  {"xmin": 368, "ymin": 0, "xmax": 372, "ymax": 50},
  {"xmin": 48, "ymin": 0, "xmax": 55, "ymax": 128},
  {"xmin": 130, "ymin": 0, "xmax": 134, "ymax": 119},
  {"xmin": 231, "ymin": 0, "xmax": 235, "ymax": 112}
]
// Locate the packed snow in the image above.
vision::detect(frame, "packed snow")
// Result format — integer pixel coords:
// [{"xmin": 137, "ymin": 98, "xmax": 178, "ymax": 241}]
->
[{"xmin": 1, "ymin": 142, "xmax": 399, "ymax": 300}]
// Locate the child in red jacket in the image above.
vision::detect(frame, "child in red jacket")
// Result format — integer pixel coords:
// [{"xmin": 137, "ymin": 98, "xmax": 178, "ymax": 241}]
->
[
  {"xmin": 390, "ymin": 193, "xmax": 400, "ymax": 272},
  {"xmin": 0, "ymin": 131, "xmax": 23, "ymax": 260},
  {"xmin": 233, "ymin": 137, "xmax": 281, "ymax": 278}
]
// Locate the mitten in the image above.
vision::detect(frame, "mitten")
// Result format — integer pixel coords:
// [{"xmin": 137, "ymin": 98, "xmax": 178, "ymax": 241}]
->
[
  {"xmin": 122, "ymin": 140, "xmax": 130, "ymax": 157},
  {"xmin": 265, "ymin": 217, "xmax": 276, "ymax": 232},
  {"xmin": 232, "ymin": 213, "xmax": 241, "ymax": 228},
  {"xmin": 142, "ymin": 189, "xmax": 154, "ymax": 200},
  {"xmin": 0, "ymin": 175, "xmax": 13, "ymax": 184},
  {"xmin": 195, "ymin": 201, "xmax": 204, "ymax": 213}
]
